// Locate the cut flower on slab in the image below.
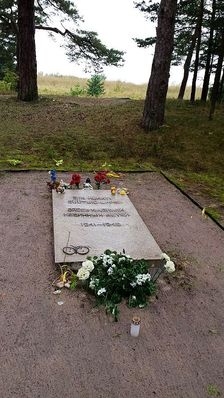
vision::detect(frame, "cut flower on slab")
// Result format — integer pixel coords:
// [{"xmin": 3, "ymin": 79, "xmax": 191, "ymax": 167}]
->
[
  {"xmin": 82, "ymin": 260, "xmax": 94, "ymax": 272},
  {"xmin": 77, "ymin": 268, "xmax": 90, "ymax": 281},
  {"xmin": 164, "ymin": 260, "xmax": 175, "ymax": 273}
]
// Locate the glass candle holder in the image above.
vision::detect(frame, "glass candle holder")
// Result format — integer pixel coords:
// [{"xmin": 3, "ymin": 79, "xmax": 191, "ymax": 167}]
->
[{"xmin": 130, "ymin": 316, "xmax": 141, "ymax": 337}]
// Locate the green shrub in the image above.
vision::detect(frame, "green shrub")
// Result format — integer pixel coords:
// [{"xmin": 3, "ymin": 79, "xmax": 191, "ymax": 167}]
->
[
  {"xmin": 70, "ymin": 84, "xmax": 86, "ymax": 96},
  {"xmin": 3, "ymin": 70, "xmax": 18, "ymax": 91},
  {"xmin": 87, "ymin": 74, "xmax": 105, "ymax": 97},
  {"xmin": 0, "ymin": 80, "xmax": 11, "ymax": 93}
]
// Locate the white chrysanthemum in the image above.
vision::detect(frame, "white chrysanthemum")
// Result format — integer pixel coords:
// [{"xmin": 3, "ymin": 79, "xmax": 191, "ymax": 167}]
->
[
  {"xmin": 136, "ymin": 273, "xmax": 151, "ymax": 285},
  {"xmin": 130, "ymin": 282, "xmax": 137, "ymax": 288},
  {"xmin": 107, "ymin": 267, "xmax": 113, "ymax": 275},
  {"xmin": 164, "ymin": 260, "xmax": 175, "ymax": 273},
  {"xmin": 89, "ymin": 278, "xmax": 95, "ymax": 289},
  {"xmin": 77, "ymin": 267, "xmax": 90, "ymax": 281},
  {"xmin": 82, "ymin": 260, "xmax": 94, "ymax": 272},
  {"xmin": 161, "ymin": 253, "xmax": 170, "ymax": 262},
  {"xmin": 97, "ymin": 287, "xmax": 106, "ymax": 296},
  {"xmin": 102, "ymin": 254, "xmax": 110, "ymax": 267}
]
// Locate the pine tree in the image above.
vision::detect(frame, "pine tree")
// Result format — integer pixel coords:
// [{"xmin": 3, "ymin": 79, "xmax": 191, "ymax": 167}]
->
[
  {"xmin": 87, "ymin": 75, "xmax": 105, "ymax": 97},
  {"xmin": 201, "ymin": 0, "xmax": 217, "ymax": 101},
  {"xmin": 0, "ymin": 0, "xmax": 124, "ymax": 101},
  {"xmin": 17, "ymin": 0, "xmax": 38, "ymax": 101},
  {"xmin": 142, "ymin": 0, "xmax": 177, "ymax": 131}
]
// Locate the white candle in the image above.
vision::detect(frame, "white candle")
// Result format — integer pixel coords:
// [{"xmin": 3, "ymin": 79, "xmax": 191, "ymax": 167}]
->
[{"xmin": 130, "ymin": 316, "xmax": 141, "ymax": 337}]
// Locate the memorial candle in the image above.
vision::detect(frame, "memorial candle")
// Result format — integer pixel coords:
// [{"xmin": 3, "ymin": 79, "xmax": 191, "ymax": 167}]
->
[{"xmin": 130, "ymin": 316, "xmax": 141, "ymax": 337}]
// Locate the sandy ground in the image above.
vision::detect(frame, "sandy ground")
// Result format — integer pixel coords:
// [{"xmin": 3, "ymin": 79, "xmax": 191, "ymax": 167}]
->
[{"xmin": 0, "ymin": 171, "xmax": 224, "ymax": 398}]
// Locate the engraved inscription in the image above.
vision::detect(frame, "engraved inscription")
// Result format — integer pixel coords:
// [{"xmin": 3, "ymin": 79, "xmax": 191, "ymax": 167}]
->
[
  {"xmin": 64, "ymin": 208, "xmax": 130, "ymax": 218},
  {"xmin": 81, "ymin": 222, "xmax": 123, "ymax": 227},
  {"xmin": 68, "ymin": 196, "xmax": 121, "ymax": 205}
]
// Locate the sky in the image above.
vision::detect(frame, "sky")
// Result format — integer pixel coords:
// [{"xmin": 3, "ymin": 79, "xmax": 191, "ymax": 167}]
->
[{"xmin": 35, "ymin": 0, "xmax": 185, "ymax": 84}]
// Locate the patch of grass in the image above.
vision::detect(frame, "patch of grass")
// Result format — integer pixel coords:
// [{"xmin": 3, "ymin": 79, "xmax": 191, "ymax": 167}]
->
[
  {"xmin": 207, "ymin": 384, "xmax": 221, "ymax": 397},
  {"xmin": 37, "ymin": 74, "xmax": 202, "ymax": 100},
  {"xmin": 206, "ymin": 207, "xmax": 221, "ymax": 221},
  {"xmin": 0, "ymin": 94, "xmax": 223, "ymax": 221},
  {"xmin": 165, "ymin": 171, "xmax": 224, "ymax": 220}
]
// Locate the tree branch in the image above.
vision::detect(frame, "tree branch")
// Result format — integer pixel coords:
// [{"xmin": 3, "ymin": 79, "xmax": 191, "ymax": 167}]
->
[{"xmin": 35, "ymin": 25, "xmax": 69, "ymax": 36}]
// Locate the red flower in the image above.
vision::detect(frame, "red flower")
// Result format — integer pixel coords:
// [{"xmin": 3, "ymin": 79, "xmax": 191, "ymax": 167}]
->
[
  {"xmin": 94, "ymin": 172, "xmax": 110, "ymax": 185},
  {"xmin": 70, "ymin": 173, "xmax": 81, "ymax": 185}
]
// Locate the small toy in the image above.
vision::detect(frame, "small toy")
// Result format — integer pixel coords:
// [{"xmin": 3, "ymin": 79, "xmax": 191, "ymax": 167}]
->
[
  {"xmin": 49, "ymin": 169, "xmax": 57, "ymax": 183},
  {"xmin": 83, "ymin": 177, "xmax": 93, "ymax": 189},
  {"xmin": 111, "ymin": 186, "xmax": 116, "ymax": 195},
  {"xmin": 56, "ymin": 180, "xmax": 66, "ymax": 194},
  {"xmin": 47, "ymin": 180, "xmax": 60, "ymax": 191},
  {"xmin": 83, "ymin": 183, "xmax": 93, "ymax": 190},
  {"xmin": 117, "ymin": 187, "xmax": 129, "ymax": 195}
]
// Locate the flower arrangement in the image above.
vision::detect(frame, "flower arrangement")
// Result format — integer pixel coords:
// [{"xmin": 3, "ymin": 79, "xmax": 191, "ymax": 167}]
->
[
  {"xmin": 75, "ymin": 250, "xmax": 175, "ymax": 321},
  {"xmin": 52, "ymin": 251, "xmax": 175, "ymax": 320}
]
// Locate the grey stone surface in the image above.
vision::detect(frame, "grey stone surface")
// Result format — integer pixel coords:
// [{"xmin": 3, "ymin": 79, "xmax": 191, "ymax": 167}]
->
[{"xmin": 52, "ymin": 190, "xmax": 162, "ymax": 264}]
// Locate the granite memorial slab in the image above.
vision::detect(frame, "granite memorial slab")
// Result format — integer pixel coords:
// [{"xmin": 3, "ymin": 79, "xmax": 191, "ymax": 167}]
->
[{"xmin": 52, "ymin": 190, "xmax": 162, "ymax": 265}]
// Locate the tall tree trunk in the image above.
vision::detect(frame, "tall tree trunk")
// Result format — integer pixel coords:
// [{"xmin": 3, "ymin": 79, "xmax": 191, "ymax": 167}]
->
[
  {"xmin": 142, "ymin": 0, "xmax": 177, "ymax": 131},
  {"xmin": 217, "ymin": 66, "xmax": 224, "ymax": 102},
  {"xmin": 190, "ymin": 0, "xmax": 204, "ymax": 102},
  {"xmin": 209, "ymin": 31, "xmax": 224, "ymax": 120},
  {"xmin": 178, "ymin": 6, "xmax": 203, "ymax": 100},
  {"xmin": 201, "ymin": 0, "xmax": 216, "ymax": 102},
  {"xmin": 17, "ymin": 0, "xmax": 38, "ymax": 101}
]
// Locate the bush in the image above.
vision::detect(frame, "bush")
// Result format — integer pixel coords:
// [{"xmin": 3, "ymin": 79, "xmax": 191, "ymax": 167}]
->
[
  {"xmin": 0, "ymin": 80, "xmax": 11, "ymax": 93},
  {"xmin": 70, "ymin": 84, "xmax": 86, "ymax": 96},
  {"xmin": 87, "ymin": 74, "xmax": 106, "ymax": 97},
  {"xmin": 0, "ymin": 70, "xmax": 18, "ymax": 93},
  {"xmin": 3, "ymin": 70, "xmax": 18, "ymax": 91}
]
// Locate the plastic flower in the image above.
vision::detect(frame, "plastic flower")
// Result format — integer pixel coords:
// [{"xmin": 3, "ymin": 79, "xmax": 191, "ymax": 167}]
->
[
  {"xmin": 82, "ymin": 260, "xmax": 94, "ymax": 272},
  {"xmin": 77, "ymin": 267, "xmax": 90, "ymax": 281},
  {"xmin": 161, "ymin": 253, "xmax": 170, "ymax": 261},
  {"xmin": 164, "ymin": 260, "xmax": 175, "ymax": 273},
  {"xmin": 97, "ymin": 288, "xmax": 106, "ymax": 296}
]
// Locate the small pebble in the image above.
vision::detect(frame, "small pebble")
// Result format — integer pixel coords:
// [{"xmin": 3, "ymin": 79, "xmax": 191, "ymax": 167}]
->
[
  {"xmin": 53, "ymin": 289, "xmax": 61, "ymax": 295},
  {"xmin": 57, "ymin": 300, "xmax": 64, "ymax": 306}
]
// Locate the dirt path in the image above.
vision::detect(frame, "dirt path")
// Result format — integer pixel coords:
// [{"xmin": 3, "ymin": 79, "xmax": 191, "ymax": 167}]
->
[{"xmin": 0, "ymin": 172, "xmax": 224, "ymax": 398}]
